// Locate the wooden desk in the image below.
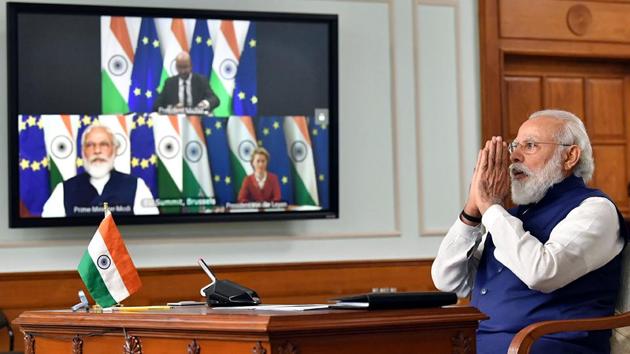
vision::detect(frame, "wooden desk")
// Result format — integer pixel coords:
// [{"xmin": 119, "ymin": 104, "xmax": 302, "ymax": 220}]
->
[{"xmin": 14, "ymin": 305, "xmax": 486, "ymax": 354}]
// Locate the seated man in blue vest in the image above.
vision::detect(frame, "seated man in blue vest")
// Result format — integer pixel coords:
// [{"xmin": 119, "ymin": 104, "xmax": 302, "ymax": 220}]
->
[
  {"xmin": 41, "ymin": 125, "xmax": 159, "ymax": 217},
  {"xmin": 431, "ymin": 109, "xmax": 627, "ymax": 354}
]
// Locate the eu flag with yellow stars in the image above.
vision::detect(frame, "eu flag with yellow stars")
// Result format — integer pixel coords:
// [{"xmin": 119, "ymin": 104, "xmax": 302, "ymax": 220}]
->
[
  {"xmin": 18, "ymin": 115, "xmax": 50, "ymax": 217},
  {"xmin": 255, "ymin": 116, "xmax": 293, "ymax": 204},
  {"xmin": 190, "ymin": 19, "xmax": 214, "ymax": 79},
  {"xmin": 130, "ymin": 113, "xmax": 158, "ymax": 198},
  {"xmin": 128, "ymin": 18, "xmax": 163, "ymax": 113},
  {"xmin": 308, "ymin": 116, "xmax": 329, "ymax": 209},
  {"xmin": 202, "ymin": 117, "xmax": 233, "ymax": 205},
  {"xmin": 232, "ymin": 23, "xmax": 257, "ymax": 116}
]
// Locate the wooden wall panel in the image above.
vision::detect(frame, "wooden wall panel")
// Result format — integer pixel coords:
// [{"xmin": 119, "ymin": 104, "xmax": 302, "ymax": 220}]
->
[
  {"xmin": 586, "ymin": 78, "xmax": 625, "ymax": 139},
  {"xmin": 504, "ymin": 55, "xmax": 628, "ymax": 77},
  {"xmin": 0, "ymin": 259, "xmax": 435, "ymax": 352},
  {"xmin": 504, "ymin": 76, "xmax": 542, "ymax": 137},
  {"xmin": 544, "ymin": 77, "xmax": 584, "ymax": 118},
  {"xmin": 592, "ymin": 145, "xmax": 629, "ymax": 212},
  {"xmin": 499, "ymin": 0, "xmax": 630, "ymax": 43},
  {"xmin": 482, "ymin": 1, "xmax": 630, "ymax": 218}
]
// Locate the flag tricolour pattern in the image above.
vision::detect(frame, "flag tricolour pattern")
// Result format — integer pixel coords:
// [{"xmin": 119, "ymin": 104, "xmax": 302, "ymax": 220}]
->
[
  {"xmin": 182, "ymin": 115, "xmax": 214, "ymax": 209},
  {"xmin": 210, "ymin": 21, "xmax": 249, "ymax": 116},
  {"xmin": 227, "ymin": 116, "xmax": 256, "ymax": 196},
  {"xmin": 78, "ymin": 213, "xmax": 142, "ymax": 308},
  {"xmin": 284, "ymin": 116, "xmax": 319, "ymax": 206},
  {"xmin": 101, "ymin": 16, "xmax": 140, "ymax": 114},
  {"xmin": 155, "ymin": 18, "xmax": 193, "ymax": 90},
  {"xmin": 42, "ymin": 115, "xmax": 78, "ymax": 190},
  {"xmin": 153, "ymin": 114, "xmax": 183, "ymax": 213}
]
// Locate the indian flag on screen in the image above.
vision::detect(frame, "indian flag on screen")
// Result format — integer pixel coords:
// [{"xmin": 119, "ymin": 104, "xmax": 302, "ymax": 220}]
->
[
  {"xmin": 284, "ymin": 116, "xmax": 319, "ymax": 206},
  {"xmin": 153, "ymin": 114, "xmax": 183, "ymax": 213},
  {"xmin": 155, "ymin": 18, "xmax": 194, "ymax": 90},
  {"xmin": 210, "ymin": 20, "xmax": 250, "ymax": 116},
  {"xmin": 182, "ymin": 115, "xmax": 214, "ymax": 209},
  {"xmin": 101, "ymin": 16, "xmax": 140, "ymax": 114},
  {"xmin": 227, "ymin": 116, "xmax": 255, "ymax": 194},
  {"xmin": 78, "ymin": 212, "xmax": 142, "ymax": 308},
  {"xmin": 42, "ymin": 114, "xmax": 78, "ymax": 189}
]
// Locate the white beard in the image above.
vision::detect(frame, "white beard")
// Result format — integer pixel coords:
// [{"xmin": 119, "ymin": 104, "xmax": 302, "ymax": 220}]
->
[
  {"xmin": 84, "ymin": 155, "xmax": 114, "ymax": 179},
  {"xmin": 510, "ymin": 150, "xmax": 566, "ymax": 205}
]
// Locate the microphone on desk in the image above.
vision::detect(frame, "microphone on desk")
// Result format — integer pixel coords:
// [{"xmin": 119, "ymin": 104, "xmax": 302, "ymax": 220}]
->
[
  {"xmin": 198, "ymin": 258, "xmax": 261, "ymax": 307},
  {"xmin": 71, "ymin": 290, "xmax": 90, "ymax": 312}
]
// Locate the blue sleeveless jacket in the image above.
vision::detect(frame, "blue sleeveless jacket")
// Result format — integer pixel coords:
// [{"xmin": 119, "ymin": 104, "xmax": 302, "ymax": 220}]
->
[
  {"xmin": 472, "ymin": 175, "xmax": 627, "ymax": 354},
  {"xmin": 63, "ymin": 171, "xmax": 136, "ymax": 216}
]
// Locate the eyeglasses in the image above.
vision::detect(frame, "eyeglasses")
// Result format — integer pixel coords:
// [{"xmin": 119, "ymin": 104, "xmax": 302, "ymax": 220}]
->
[{"xmin": 508, "ymin": 140, "xmax": 573, "ymax": 155}]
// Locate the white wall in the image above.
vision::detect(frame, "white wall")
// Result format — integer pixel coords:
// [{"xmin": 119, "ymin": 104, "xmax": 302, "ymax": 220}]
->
[{"xmin": 0, "ymin": 0, "xmax": 480, "ymax": 272}]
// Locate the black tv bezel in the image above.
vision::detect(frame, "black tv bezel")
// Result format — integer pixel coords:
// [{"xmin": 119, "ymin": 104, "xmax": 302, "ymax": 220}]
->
[{"xmin": 7, "ymin": 2, "xmax": 339, "ymax": 228}]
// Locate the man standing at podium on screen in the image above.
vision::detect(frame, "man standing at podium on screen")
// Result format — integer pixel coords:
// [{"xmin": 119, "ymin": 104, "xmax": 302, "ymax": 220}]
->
[
  {"xmin": 41, "ymin": 125, "xmax": 158, "ymax": 217},
  {"xmin": 152, "ymin": 52, "xmax": 220, "ymax": 112},
  {"xmin": 431, "ymin": 110, "xmax": 627, "ymax": 354}
]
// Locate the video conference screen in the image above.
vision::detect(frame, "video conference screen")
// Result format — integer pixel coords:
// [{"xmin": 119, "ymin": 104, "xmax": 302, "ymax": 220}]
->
[{"xmin": 8, "ymin": 3, "xmax": 338, "ymax": 227}]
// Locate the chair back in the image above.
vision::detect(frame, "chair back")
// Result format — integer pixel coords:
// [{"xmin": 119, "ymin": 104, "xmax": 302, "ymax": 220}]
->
[
  {"xmin": 611, "ymin": 245, "xmax": 630, "ymax": 353},
  {"xmin": 0, "ymin": 310, "xmax": 14, "ymax": 352}
]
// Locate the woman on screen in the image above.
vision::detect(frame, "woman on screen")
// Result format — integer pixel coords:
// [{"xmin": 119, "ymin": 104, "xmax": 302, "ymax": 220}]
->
[{"xmin": 237, "ymin": 147, "xmax": 281, "ymax": 203}]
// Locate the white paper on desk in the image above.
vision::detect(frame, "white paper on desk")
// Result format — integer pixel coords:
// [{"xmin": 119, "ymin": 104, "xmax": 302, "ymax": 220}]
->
[{"xmin": 211, "ymin": 304, "xmax": 330, "ymax": 311}]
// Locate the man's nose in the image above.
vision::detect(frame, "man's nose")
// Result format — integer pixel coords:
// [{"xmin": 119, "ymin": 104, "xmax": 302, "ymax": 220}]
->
[{"xmin": 510, "ymin": 149, "xmax": 522, "ymax": 163}]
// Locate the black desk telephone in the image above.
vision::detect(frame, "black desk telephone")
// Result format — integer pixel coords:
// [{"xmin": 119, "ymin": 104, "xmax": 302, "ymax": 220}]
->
[{"xmin": 198, "ymin": 258, "xmax": 261, "ymax": 306}]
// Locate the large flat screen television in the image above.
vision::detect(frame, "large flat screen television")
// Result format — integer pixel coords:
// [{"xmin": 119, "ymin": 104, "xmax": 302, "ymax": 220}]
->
[{"xmin": 7, "ymin": 2, "xmax": 338, "ymax": 227}]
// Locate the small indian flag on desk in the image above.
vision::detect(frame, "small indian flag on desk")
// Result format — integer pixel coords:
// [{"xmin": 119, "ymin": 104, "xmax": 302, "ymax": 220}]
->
[{"xmin": 78, "ymin": 211, "xmax": 142, "ymax": 308}]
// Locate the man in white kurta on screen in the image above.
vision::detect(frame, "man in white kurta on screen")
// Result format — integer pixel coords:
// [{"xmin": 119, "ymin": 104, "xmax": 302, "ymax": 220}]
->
[
  {"xmin": 41, "ymin": 125, "xmax": 158, "ymax": 217},
  {"xmin": 431, "ymin": 110, "xmax": 627, "ymax": 354}
]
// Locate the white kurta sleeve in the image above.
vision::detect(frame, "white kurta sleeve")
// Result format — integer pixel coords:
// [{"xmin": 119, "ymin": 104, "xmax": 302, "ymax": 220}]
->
[
  {"xmin": 431, "ymin": 218, "xmax": 486, "ymax": 297},
  {"xmin": 483, "ymin": 197, "xmax": 623, "ymax": 293}
]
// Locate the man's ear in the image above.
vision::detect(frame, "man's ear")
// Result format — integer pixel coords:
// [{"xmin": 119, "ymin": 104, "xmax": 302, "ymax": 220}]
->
[{"xmin": 564, "ymin": 145, "xmax": 581, "ymax": 172}]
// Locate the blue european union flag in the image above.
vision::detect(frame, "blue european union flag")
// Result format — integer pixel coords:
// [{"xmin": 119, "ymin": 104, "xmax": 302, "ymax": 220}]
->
[
  {"xmin": 202, "ymin": 116, "xmax": 234, "ymax": 205},
  {"xmin": 190, "ymin": 19, "xmax": 214, "ymax": 79},
  {"xmin": 18, "ymin": 115, "xmax": 50, "ymax": 217},
  {"xmin": 128, "ymin": 18, "xmax": 163, "ymax": 113},
  {"xmin": 130, "ymin": 113, "xmax": 157, "ymax": 198},
  {"xmin": 255, "ymin": 116, "xmax": 294, "ymax": 204},
  {"xmin": 232, "ymin": 23, "xmax": 257, "ymax": 116},
  {"xmin": 308, "ymin": 116, "xmax": 329, "ymax": 209}
]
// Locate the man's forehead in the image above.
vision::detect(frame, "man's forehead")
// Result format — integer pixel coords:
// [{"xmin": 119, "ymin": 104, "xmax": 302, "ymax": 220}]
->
[
  {"xmin": 85, "ymin": 127, "xmax": 112, "ymax": 141},
  {"xmin": 176, "ymin": 55, "xmax": 191, "ymax": 65},
  {"xmin": 516, "ymin": 117, "xmax": 561, "ymax": 140}
]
